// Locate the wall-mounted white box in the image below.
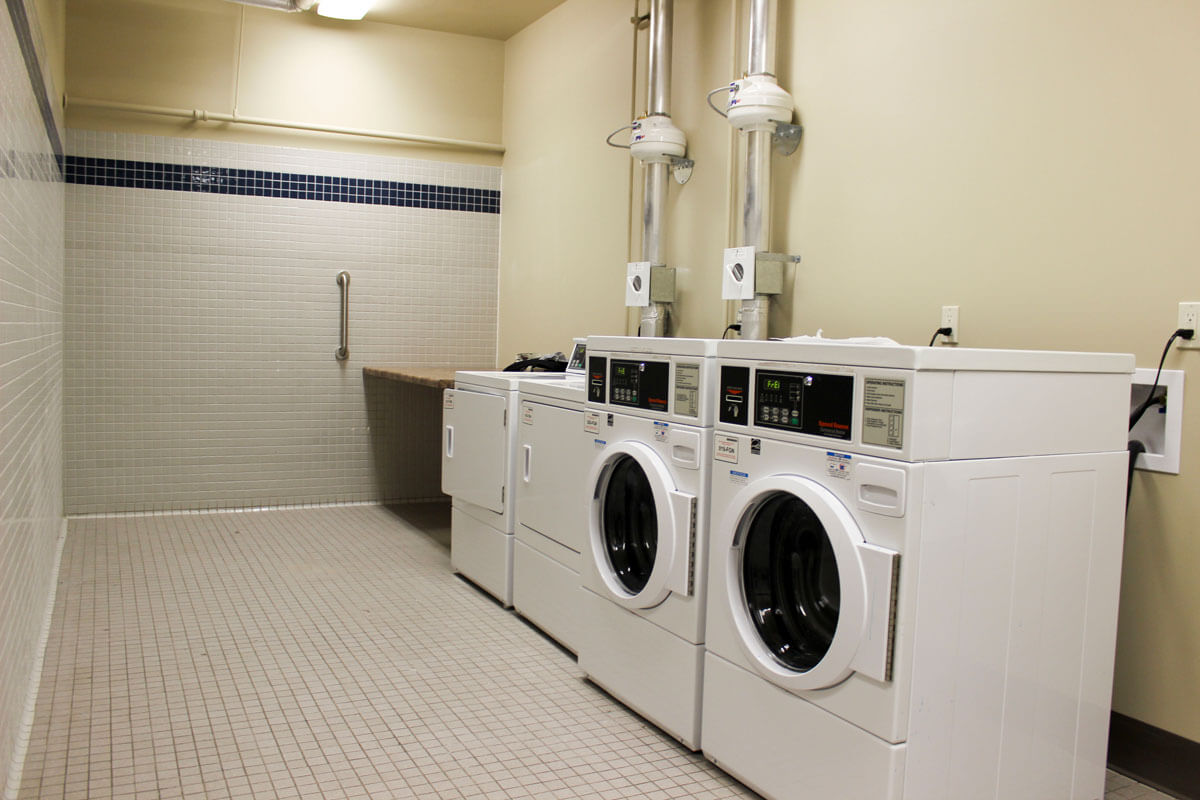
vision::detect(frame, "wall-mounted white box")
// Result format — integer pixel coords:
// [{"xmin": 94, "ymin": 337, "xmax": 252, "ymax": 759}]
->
[
  {"xmin": 626, "ymin": 261, "xmax": 651, "ymax": 307},
  {"xmin": 1130, "ymin": 367, "xmax": 1184, "ymax": 474}
]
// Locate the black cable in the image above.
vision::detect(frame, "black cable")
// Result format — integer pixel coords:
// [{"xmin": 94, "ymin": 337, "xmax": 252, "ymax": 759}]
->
[
  {"xmin": 1129, "ymin": 328, "xmax": 1194, "ymax": 431},
  {"xmin": 1128, "ymin": 392, "xmax": 1167, "ymax": 430},
  {"xmin": 1126, "ymin": 440, "xmax": 1147, "ymax": 513},
  {"xmin": 723, "ymin": 324, "xmax": 741, "ymax": 340},
  {"xmin": 929, "ymin": 327, "xmax": 953, "ymax": 347}
]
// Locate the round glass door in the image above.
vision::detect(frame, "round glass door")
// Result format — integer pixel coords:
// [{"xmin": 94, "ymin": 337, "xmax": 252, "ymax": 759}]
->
[
  {"xmin": 741, "ymin": 492, "xmax": 841, "ymax": 672},
  {"xmin": 600, "ymin": 455, "xmax": 658, "ymax": 594}
]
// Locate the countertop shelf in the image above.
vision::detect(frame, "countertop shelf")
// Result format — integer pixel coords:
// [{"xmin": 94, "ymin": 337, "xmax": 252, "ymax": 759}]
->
[{"xmin": 362, "ymin": 366, "xmax": 489, "ymax": 391}]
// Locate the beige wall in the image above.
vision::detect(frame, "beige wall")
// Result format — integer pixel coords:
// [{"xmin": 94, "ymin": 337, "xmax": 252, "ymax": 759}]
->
[
  {"xmin": 496, "ymin": 0, "xmax": 633, "ymax": 361},
  {"xmin": 498, "ymin": 0, "xmax": 1200, "ymax": 743},
  {"xmin": 65, "ymin": 0, "xmax": 504, "ymax": 165}
]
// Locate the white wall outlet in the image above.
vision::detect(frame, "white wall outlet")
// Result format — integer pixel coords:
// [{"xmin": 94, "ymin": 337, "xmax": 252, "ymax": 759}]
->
[
  {"xmin": 1178, "ymin": 302, "xmax": 1200, "ymax": 349},
  {"xmin": 722, "ymin": 246, "xmax": 756, "ymax": 300},
  {"xmin": 940, "ymin": 305, "xmax": 959, "ymax": 344},
  {"xmin": 625, "ymin": 261, "xmax": 650, "ymax": 307}
]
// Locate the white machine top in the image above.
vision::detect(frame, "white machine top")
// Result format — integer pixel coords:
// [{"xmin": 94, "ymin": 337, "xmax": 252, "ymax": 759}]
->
[
  {"xmin": 518, "ymin": 375, "xmax": 586, "ymax": 404},
  {"xmin": 717, "ymin": 339, "xmax": 1134, "ymax": 374},
  {"xmin": 454, "ymin": 370, "xmax": 570, "ymax": 392},
  {"xmin": 587, "ymin": 335, "xmax": 719, "ymax": 358}
]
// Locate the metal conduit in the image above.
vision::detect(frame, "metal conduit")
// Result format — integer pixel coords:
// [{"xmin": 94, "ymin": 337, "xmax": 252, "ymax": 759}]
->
[
  {"xmin": 639, "ymin": 0, "xmax": 673, "ymax": 338},
  {"xmin": 739, "ymin": 0, "xmax": 777, "ymax": 341},
  {"xmin": 68, "ymin": 97, "xmax": 506, "ymax": 154}
]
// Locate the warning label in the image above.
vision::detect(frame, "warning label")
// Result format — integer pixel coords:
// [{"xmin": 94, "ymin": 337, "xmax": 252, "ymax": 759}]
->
[
  {"xmin": 862, "ymin": 378, "xmax": 905, "ymax": 449},
  {"xmin": 521, "ymin": 403, "xmax": 534, "ymax": 425},
  {"xmin": 729, "ymin": 470, "xmax": 749, "ymax": 486},
  {"xmin": 653, "ymin": 421, "xmax": 670, "ymax": 442},
  {"xmin": 584, "ymin": 411, "xmax": 601, "ymax": 434},
  {"xmin": 443, "ymin": 391, "xmax": 454, "ymax": 410},
  {"xmin": 826, "ymin": 451, "xmax": 852, "ymax": 480}
]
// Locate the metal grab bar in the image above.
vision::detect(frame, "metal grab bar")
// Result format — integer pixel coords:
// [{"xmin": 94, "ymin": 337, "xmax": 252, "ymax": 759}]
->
[{"xmin": 335, "ymin": 271, "xmax": 350, "ymax": 361}]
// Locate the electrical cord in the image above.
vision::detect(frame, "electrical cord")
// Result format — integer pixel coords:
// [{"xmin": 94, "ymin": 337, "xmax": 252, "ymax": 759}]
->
[
  {"xmin": 1129, "ymin": 327, "xmax": 1194, "ymax": 431},
  {"xmin": 722, "ymin": 324, "xmax": 741, "ymax": 339},
  {"xmin": 1126, "ymin": 440, "xmax": 1146, "ymax": 512},
  {"xmin": 1126, "ymin": 326, "xmax": 1194, "ymax": 514},
  {"xmin": 928, "ymin": 327, "xmax": 953, "ymax": 347}
]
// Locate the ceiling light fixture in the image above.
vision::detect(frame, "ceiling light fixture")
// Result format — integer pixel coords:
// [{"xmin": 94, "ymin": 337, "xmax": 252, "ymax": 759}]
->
[{"xmin": 316, "ymin": 0, "xmax": 373, "ymax": 20}]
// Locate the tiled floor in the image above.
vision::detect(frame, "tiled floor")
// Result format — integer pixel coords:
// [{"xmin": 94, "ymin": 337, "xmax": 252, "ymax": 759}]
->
[{"xmin": 16, "ymin": 504, "xmax": 1176, "ymax": 800}]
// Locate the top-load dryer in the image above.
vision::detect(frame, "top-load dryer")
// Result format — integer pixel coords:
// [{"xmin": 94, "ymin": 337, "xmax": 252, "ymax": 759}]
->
[
  {"xmin": 701, "ymin": 339, "xmax": 1134, "ymax": 800},
  {"xmin": 441, "ymin": 343, "xmax": 585, "ymax": 607},
  {"xmin": 576, "ymin": 336, "xmax": 717, "ymax": 750},
  {"xmin": 512, "ymin": 344, "xmax": 589, "ymax": 652}
]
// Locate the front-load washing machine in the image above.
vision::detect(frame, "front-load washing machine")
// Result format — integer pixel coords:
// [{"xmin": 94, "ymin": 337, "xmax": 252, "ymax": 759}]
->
[
  {"xmin": 702, "ymin": 339, "xmax": 1133, "ymax": 800},
  {"xmin": 577, "ymin": 336, "xmax": 717, "ymax": 750},
  {"xmin": 441, "ymin": 344, "xmax": 585, "ymax": 607},
  {"xmin": 512, "ymin": 353, "xmax": 589, "ymax": 652}
]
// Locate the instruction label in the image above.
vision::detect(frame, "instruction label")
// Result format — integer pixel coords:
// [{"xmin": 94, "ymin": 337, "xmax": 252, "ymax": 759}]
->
[
  {"xmin": 584, "ymin": 411, "xmax": 601, "ymax": 434},
  {"xmin": 653, "ymin": 421, "xmax": 670, "ymax": 442},
  {"xmin": 715, "ymin": 435, "xmax": 740, "ymax": 463},
  {"xmin": 862, "ymin": 378, "xmax": 905, "ymax": 449},
  {"xmin": 674, "ymin": 363, "xmax": 701, "ymax": 418},
  {"xmin": 443, "ymin": 391, "xmax": 455, "ymax": 410},
  {"xmin": 521, "ymin": 403, "xmax": 534, "ymax": 425},
  {"xmin": 826, "ymin": 451, "xmax": 852, "ymax": 480},
  {"xmin": 729, "ymin": 469, "xmax": 749, "ymax": 486}
]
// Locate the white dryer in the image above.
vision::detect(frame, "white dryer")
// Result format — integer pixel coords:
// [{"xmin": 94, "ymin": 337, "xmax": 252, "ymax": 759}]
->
[
  {"xmin": 441, "ymin": 358, "xmax": 577, "ymax": 607},
  {"xmin": 576, "ymin": 336, "xmax": 717, "ymax": 750},
  {"xmin": 512, "ymin": 349, "xmax": 589, "ymax": 652},
  {"xmin": 702, "ymin": 340, "xmax": 1133, "ymax": 800}
]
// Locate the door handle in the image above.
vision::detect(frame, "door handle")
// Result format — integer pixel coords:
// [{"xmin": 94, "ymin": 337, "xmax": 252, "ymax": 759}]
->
[
  {"xmin": 445, "ymin": 425, "xmax": 454, "ymax": 458},
  {"xmin": 523, "ymin": 444, "xmax": 532, "ymax": 482}
]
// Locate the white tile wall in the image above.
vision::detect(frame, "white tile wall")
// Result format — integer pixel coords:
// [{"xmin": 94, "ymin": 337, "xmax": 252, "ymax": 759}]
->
[
  {"xmin": 64, "ymin": 132, "xmax": 500, "ymax": 513},
  {"xmin": 0, "ymin": 4, "xmax": 65, "ymax": 795}
]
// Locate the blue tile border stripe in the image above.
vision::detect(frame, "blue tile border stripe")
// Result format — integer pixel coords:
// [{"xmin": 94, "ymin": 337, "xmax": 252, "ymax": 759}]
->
[{"xmin": 63, "ymin": 155, "xmax": 501, "ymax": 214}]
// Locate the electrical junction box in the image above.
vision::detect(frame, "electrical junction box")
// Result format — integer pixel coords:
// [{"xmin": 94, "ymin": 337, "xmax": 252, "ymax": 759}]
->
[
  {"xmin": 626, "ymin": 261, "xmax": 651, "ymax": 307},
  {"xmin": 1130, "ymin": 367, "xmax": 1184, "ymax": 474},
  {"xmin": 722, "ymin": 246, "xmax": 756, "ymax": 300}
]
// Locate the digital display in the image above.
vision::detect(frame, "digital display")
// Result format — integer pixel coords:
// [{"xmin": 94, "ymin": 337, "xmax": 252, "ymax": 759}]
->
[{"xmin": 764, "ymin": 378, "xmax": 781, "ymax": 391}]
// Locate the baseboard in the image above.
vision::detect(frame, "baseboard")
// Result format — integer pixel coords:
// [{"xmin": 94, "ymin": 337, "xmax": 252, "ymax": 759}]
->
[{"xmin": 1108, "ymin": 711, "xmax": 1200, "ymax": 800}]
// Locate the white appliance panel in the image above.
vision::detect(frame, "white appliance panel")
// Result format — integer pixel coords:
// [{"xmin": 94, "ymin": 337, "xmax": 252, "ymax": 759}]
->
[
  {"xmin": 516, "ymin": 398, "xmax": 590, "ymax": 555},
  {"xmin": 441, "ymin": 388, "xmax": 508, "ymax": 515},
  {"xmin": 450, "ymin": 504, "xmax": 513, "ymax": 606}
]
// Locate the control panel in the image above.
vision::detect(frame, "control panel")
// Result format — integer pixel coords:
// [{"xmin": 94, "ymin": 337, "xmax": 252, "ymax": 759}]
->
[
  {"xmin": 720, "ymin": 366, "xmax": 855, "ymax": 441},
  {"xmin": 610, "ymin": 359, "xmax": 670, "ymax": 412}
]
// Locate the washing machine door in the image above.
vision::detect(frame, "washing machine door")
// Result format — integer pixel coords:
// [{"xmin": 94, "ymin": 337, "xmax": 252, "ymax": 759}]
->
[
  {"xmin": 588, "ymin": 441, "xmax": 695, "ymax": 610},
  {"xmin": 723, "ymin": 475, "xmax": 898, "ymax": 691}
]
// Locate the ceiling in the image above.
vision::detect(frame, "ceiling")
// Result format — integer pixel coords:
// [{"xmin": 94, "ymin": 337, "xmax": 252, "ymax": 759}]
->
[{"xmin": 364, "ymin": 0, "xmax": 568, "ymax": 40}]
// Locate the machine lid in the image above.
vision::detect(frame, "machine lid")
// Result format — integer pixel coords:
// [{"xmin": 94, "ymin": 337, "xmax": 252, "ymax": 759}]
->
[
  {"xmin": 714, "ymin": 339, "xmax": 1134, "ymax": 374},
  {"xmin": 517, "ymin": 376, "xmax": 586, "ymax": 404},
  {"xmin": 454, "ymin": 370, "xmax": 569, "ymax": 392}
]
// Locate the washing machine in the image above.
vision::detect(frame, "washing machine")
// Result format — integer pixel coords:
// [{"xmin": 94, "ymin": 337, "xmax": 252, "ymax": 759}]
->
[
  {"xmin": 512, "ymin": 345, "xmax": 589, "ymax": 652},
  {"xmin": 701, "ymin": 339, "xmax": 1133, "ymax": 800},
  {"xmin": 576, "ymin": 336, "xmax": 717, "ymax": 750},
  {"xmin": 441, "ymin": 344, "xmax": 584, "ymax": 607}
]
